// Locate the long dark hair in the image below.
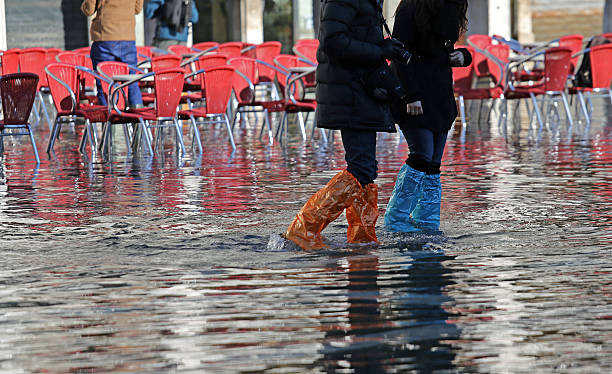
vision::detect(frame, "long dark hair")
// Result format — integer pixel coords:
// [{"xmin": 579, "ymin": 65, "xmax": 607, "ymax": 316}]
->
[{"xmin": 396, "ymin": 0, "xmax": 468, "ymax": 36}]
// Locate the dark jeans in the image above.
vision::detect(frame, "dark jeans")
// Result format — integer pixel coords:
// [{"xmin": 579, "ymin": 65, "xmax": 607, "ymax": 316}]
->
[
  {"xmin": 90, "ymin": 41, "xmax": 143, "ymax": 106},
  {"xmin": 341, "ymin": 129, "xmax": 378, "ymax": 186},
  {"xmin": 401, "ymin": 126, "xmax": 447, "ymax": 167}
]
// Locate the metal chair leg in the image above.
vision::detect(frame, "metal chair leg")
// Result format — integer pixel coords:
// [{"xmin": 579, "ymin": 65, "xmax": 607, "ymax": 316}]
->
[
  {"xmin": 560, "ymin": 92, "xmax": 574, "ymax": 127},
  {"xmin": 27, "ymin": 124, "xmax": 40, "ymax": 164},
  {"xmin": 46, "ymin": 118, "xmax": 62, "ymax": 153},
  {"xmin": 530, "ymin": 93, "xmax": 544, "ymax": 131},
  {"xmin": 223, "ymin": 114, "xmax": 236, "ymax": 151},
  {"xmin": 190, "ymin": 114, "xmax": 203, "ymax": 153}
]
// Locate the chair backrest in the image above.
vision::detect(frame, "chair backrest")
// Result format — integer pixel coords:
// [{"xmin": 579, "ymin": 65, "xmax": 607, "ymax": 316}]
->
[
  {"xmin": 137, "ymin": 46, "xmax": 153, "ymax": 62},
  {"xmin": 293, "ymin": 41, "xmax": 318, "ymax": 64},
  {"xmin": 1, "ymin": 49, "xmax": 21, "ymax": 75},
  {"xmin": 151, "ymin": 55, "xmax": 182, "ymax": 71},
  {"xmin": 45, "ymin": 48, "xmax": 63, "ymax": 66},
  {"xmin": 217, "ymin": 42, "xmax": 243, "ymax": 58},
  {"xmin": 468, "ymin": 34, "xmax": 493, "ymax": 77},
  {"xmin": 45, "ymin": 63, "xmax": 79, "ymax": 112},
  {"xmin": 273, "ymin": 54, "xmax": 299, "ymax": 94},
  {"xmin": 485, "ymin": 44, "xmax": 509, "ymax": 85},
  {"xmin": 98, "ymin": 61, "xmax": 130, "ymax": 109},
  {"xmin": 192, "ymin": 41, "xmax": 219, "ymax": 52},
  {"xmin": 589, "ymin": 44, "xmax": 612, "ymax": 89},
  {"xmin": 154, "ymin": 68, "xmax": 185, "ymax": 118},
  {"xmin": 543, "ymin": 47, "xmax": 572, "ymax": 92},
  {"xmin": 0, "ymin": 73, "xmax": 39, "ymax": 124},
  {"xmin": 168, "ymin": 44, "xmax": 193, "ymax": 56},
  {"xmin": 559, "ymin": 34, "xmax": 584, "ymax": 72},
  {"xmin": 204, "ymin": 66, "xmax": 236, "ymax": 114},
  {"xmin": 227, "ymin": 57, "xmax": 257, "ymax": 104},
  {"xmin": 452, "ymin": 45, "xmax": 475, "ymax": 91},
  {"xmin": 19, "ymin": 48, "xmax": 48, "ymax": 89},
  {"xmin": 57, "ymin": 51, "xmax": 87, "ymax": 66},
  {"xmin": 73, "ymin": 46, "xmax": 91, "ymax": 56},
  {"xmin": 241, "ymin": 43, "xmax": 257, "ymax": 58},
  {"xmin": 255, "ymin": 41, "xmax": 282, "ymax": 83}
]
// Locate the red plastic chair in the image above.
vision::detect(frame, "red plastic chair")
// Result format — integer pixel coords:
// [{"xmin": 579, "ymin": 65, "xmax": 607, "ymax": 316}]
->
[
  {"xmin": 192, "ymin": 42, "xmax": 219, "ymax": 53},
  {"xmin": 150, "ymin": 55, "xmax": 182, "ymax": 71},
  {"xmin": 217, "ymin": 42, "xmax": 243, "ymax": 58},
  {"xmin": 108, "ymin": 68, "xmax": 187, "ymax": 156},
  {"xmin": 559, "ymin": 34, "xmax": 584, "ymax": 73},
  {"xmin": 0, "ymin": 73, "xmax": 40, "ymax": 164},
  {"xmin": 73, "ymin": 46, "xmax": 91, "ymax": 56},
  {"xmin": 241, "ymin": 43, "xmax": 257, "ymax": 58},
  {"xmin": 19, "ymin": 48, "xmax": 53, "ymax": 127},
  {"xmin": 571, "ymin": 43, "xmax": 612, "ymax": 125},
  {"xmin": 168, "ymin": 44, "xmax": 193, "ymax": 56},
  {"xmin": 56, "ymin": 51, "xmax": 87, "ymax": 66},
  {"xmin": 255, "ymin": 41, "xmax": 282, "ymax": 83},
  {"xmin": 97, "ymin": 61, "xmax": 130, "ymax": 107},
  {"xmin": 506, "ymin": 47, "xmax": 574, "ymax": 129},
  {"xmin": 45, "ymin": 48, "xmax": 62, "ymax": 66},
  {"xmin": 137, "ymin": 46, "xmax": 153, "ymax": 63},
  {"xmin": 181, "ymin": 54, "xmax": 229, "ymax": 105},
  {"xmin": 178, "ymin": 66, "xmax": 236, "ymax": 152},
  {"xmin": 1, "ymin": 49, "xmax": 21, "ymax": 75},
  {"xmin": 45, "ymin": 63, "xmax": 109, "ymax": 156},
  {"xmin": 293, "ymin": 40, "xmax": 318, "ymax": 64},
  {"xmin": 467, "ymin": 34, "xmax": 493, "ymax": 79}
]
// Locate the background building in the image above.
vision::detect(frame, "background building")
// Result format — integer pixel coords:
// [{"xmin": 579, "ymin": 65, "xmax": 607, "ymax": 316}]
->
[{"xmin": 0, "ymin": 0, "xmax": 610, "ymax": 51}]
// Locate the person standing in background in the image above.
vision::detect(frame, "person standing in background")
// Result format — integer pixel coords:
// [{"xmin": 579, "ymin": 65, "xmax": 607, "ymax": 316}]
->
[
  {"xmin": 384, "ymin": 0, "xmax": 471, "ymax": 234},
  {"xmin": 144, "ymin": 0, "xmax": 199, "ymax": 50},
  {"xmin": 81, "ymin": 0, "xmax": 144, "ymax": 107}
]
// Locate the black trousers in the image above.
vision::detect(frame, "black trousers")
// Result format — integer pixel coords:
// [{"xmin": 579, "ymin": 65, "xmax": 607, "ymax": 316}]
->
[{"xmin": 341, "ymin": 129, "xmax": 378, "ymax": 187}]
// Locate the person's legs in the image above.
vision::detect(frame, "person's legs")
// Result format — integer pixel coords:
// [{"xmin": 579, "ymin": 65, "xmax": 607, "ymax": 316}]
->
[
  {"xmin": 118, "ymin": 41, "xmax": 143, "ymax": 107},
  {"xmin": 412, "ymin": 130, "xmax": 448, "ymax": 230},
  {"xmin": 284, "ymin": 129, "xmax": 378, "ymax": 249},
  {"xmin": 341, "ymin": 130, "xmax": 379, "ymax": 244},
  {"xmin": 384, "ymin": 126, "xmax": 434, "ymax": 232},
  {"xmin": 90, "ymin": 41, "xmax": 118, "ymax": 106}
]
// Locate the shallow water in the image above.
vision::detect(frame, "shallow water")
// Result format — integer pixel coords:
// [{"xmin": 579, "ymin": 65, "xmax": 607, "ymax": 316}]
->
[{"xmin": 1, "ymin": 101, "xmax": 611, "ymax": 373}]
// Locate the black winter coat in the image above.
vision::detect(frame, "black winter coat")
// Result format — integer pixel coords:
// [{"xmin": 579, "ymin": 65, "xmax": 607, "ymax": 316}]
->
[
  {"xmin": 390, "ymin": 0, "xmax": 472, "ymax": 133},
  {"xmin": 315, "ymin": 0, "xmax": 396, "ymax": 133}
]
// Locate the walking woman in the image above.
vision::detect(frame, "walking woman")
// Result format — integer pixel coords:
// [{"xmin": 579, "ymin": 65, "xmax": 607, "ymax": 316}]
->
[
  {"xmin": 384, "ymin": 0, "xmax": 472, "ymax": 232},
  {"xmin": 284, "ymin": 0, "xmax": 408, "ymax": 250}
]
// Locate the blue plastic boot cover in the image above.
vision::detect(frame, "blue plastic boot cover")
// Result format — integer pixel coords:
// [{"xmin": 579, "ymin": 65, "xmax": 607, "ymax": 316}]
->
[
  {"xmin": 412, "ymin": 173, "xmax": 441, "ymax": 230},
  {"xmin": 384, "ymin": 164, "xmax": 425, "ymax": 232}
]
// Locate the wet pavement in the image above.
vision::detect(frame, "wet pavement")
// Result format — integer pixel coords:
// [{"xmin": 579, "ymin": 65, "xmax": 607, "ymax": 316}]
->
[{"xmin": 0, "ymin": 101, "xmax": 611, "ymax": 373}]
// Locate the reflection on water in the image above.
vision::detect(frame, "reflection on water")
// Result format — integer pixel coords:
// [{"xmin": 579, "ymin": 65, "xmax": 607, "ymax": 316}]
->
[{"xmin": 0, "ymin": 103, "xmax": 611, "ymax": 373}]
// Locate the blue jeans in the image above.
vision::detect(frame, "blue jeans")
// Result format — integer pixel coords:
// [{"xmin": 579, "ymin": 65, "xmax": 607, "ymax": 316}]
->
[
  {"xmin": 401, "ymin": 127, "xmax": 447, "ymax": 170},
  {"xmin": 341, "ymin": 129, "xmax": 378, "ymax": 186},
  {"xmin": 90, "ymin": 41, "xmax": 143, "ymax": 106}
]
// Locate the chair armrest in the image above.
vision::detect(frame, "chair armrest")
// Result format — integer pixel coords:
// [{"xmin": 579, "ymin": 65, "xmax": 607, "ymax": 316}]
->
[
  {"xmin": 109, "ymin": 72, "xmax": 155, "ymax": 115},
  {"xmin": 285, "ymin": 70, "xmax": 311, "ymax": 104}
]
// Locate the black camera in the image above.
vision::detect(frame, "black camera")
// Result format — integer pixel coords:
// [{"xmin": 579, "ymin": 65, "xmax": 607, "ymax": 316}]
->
[
  {"xmin": 395, "ymin": 48, "xmax": 413, "ymax": 65},
  {"xmin": 361, "ymin": 63, "xmax": 407, "ymax": 102}
]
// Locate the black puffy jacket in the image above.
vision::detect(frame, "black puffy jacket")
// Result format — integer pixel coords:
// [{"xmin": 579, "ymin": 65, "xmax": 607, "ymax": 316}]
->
[{"xmin": 315, "ymin": 0, "xmax": 396, "ymax": 133}]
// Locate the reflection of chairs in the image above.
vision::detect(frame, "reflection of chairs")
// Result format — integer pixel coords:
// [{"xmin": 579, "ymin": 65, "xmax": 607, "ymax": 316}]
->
[
  {"xmin": 570, "ymin": 44, "xmax": 612, "ymax": 125},
  {"xmin": 178, "ymin": 66, "xmax": 236, "ymax": 152},
  {"xmin": 0, "ymin": 73, "xmax": 40, "ymax": 164}
]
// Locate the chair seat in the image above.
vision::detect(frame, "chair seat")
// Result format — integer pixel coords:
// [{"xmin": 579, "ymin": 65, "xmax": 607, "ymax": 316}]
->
[
  {"xmin": 180, "ymin": 92, "xmax": 203, "ymax": 103},
  {"xmin": 285, "ymin": 101, "xmax": 316, "ymax": 112}
]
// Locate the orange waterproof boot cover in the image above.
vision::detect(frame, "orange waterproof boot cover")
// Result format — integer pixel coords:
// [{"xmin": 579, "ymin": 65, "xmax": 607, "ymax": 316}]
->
[
  {"xmin": 285, "ymin": 170, "xmax": 362, "ymax": 250},
  {"xmin": 346, "ymin": 183, "xmax": 379, "ymax": 244}
]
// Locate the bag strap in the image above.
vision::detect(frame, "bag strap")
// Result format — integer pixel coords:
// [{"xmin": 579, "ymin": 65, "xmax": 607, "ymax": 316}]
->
[{"xmin": 371, "ymin": 0, "xmax": 392, "ymax": 37}]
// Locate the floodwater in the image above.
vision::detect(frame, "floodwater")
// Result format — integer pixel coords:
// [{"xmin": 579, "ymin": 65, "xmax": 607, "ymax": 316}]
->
[{"xmin": 1, "ymin": 100, "xmax": 611, "ymax": 373}]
